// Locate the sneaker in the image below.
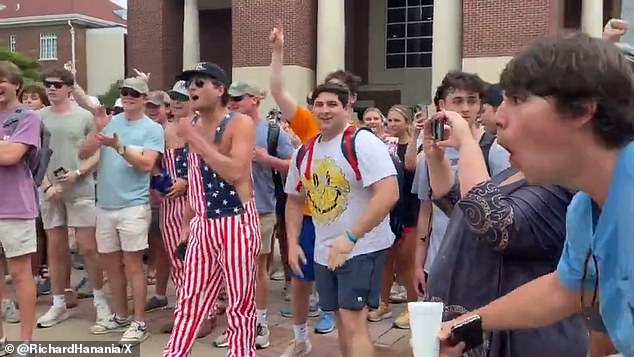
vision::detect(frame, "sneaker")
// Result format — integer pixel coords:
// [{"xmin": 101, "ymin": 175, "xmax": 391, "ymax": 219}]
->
[
  {"xmin": 270, "ymin": 270, "xmax": 286, "ymax": 281},
  {"xmin": 74, "ymin": 275, "xmax": 93, "ymax": 299},
  {"xmin": 367, "ymin": 302, "xmax": 392, "ymax": 322},
  {"xmin": 90, "ymin": 314, "xmax": 130, "ymax": 335},
  {"xmin": 0, "ymin": 336, "xmax": 9, "ymax": 357},
  {"xmin": 393, "ymin": 311, "xmax": 410, "ymax": 329},
  {"xmin": 1, "ymin": 299, "xmax": 20, "ymax": 324},
  {"xmin": 255, "ymin": 324, "xmax": 270, "ymax": 349},
  {"xmin": 119, "ymin": 321, "xmax": 150, "ymax": 345},
  {"xmin": 389, "ymin": 284, "xmax": 407, "ymax": 304},
  {"xmin": 314, "ymin": 311, "xmax": 335, "ymax": 334},
  {"xmin": 213, "ymin": 331, "xmax": 228, "ymax": 348},
  {"xmin": 37, "ymin": 305, "xmax": 70, "ymax": 328},
  {"xmin": 94, "ymin": 299, "xmax": 112, "ymax": 323},
  {"xmin": 280, "ymin": 339, "xmax": 312, "ymax": 357},
  {"xmin": 36, "ymin": 277, "xmax": 51, "ymax": 296},
  {"xmin": 280, "ymin": 302, "xmax": 320, "ymax": 319},
  {"xmin": 144, "ymin": 296, "xmax": 168, "ymax": 312}
]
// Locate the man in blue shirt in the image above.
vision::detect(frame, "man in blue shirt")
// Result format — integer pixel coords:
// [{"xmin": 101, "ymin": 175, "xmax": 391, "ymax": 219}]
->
[
  {"xmin": 438, "ymin": 33, "xmax": 634, "ymax": 357},
  {"xmin": 214, "ymin": 81, "xmax": 294, "ymax": 349},
  {"xmin": 79, "ymin": 75, "xmax": 164, "ymax": 345}
]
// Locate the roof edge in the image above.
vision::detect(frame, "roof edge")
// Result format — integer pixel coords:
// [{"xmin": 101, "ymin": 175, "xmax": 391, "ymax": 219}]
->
[{"xmin": 0, "ymin": 13, "xmax": 126, "ymax": 28}]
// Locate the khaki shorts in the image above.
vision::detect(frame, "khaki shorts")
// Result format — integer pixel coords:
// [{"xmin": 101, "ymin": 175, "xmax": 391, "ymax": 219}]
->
[
  {"xmin": 0, "ymin": 219, "xmax": 37, "ymax": 258},
  {"xmin": 40, "ymin": 196, "xmax": 96, "ymax": 230},
  {"xmin": 96, "ymin": 204, "xmax": 151, "ymax": 254},
  {"xmin": 259, "ymin": 213, "xmax": 276, "ymax": 255}
]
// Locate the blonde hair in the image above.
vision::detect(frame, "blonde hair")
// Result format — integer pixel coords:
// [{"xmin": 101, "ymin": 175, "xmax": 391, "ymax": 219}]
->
[
  {"xmin": 362, "ymin": 107, "xmax": 384, "ymax": 122},
  {"xmin": 387, "ymin": 104, "xmax": 413, "ymax": 138}
]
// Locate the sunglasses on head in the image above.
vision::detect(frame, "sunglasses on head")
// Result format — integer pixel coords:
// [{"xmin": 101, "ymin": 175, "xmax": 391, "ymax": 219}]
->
[
  {"xmin": 120, "ymin": 88, "xmax": 142, "ymax": 98},
  {"xmin": 169, "ymin": 92, "xmax": 189, "ymax": 102},
  {"xmin": 43, "ymin": 80, "xmax": 66, "ymax": 89}
]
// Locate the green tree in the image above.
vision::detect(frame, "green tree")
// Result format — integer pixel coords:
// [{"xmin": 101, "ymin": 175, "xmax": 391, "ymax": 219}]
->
[
  {"xmin": 98, "ymin": 80, "xmax": 123, "ymax": 108},
  {"xmin": 0, "ymin": 49, "xmax": 42, "ymax": 83}
]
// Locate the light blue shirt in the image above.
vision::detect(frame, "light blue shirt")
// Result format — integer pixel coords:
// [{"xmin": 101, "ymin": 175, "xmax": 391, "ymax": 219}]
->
[
  {"xmin": 253, "ymin": 120, "xmax": 294, "ymax": 214},
  {"xmin": 97, "ymin": 114, "xmax": 164, "ymax": 209},
  {"xmin": 557, "ymin": 142, "xmax": 634, "ymax": 357}
]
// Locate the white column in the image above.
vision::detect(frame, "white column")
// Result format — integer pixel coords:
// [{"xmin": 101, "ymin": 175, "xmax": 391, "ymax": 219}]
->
[
  {"xmin": 183, "ymin": 0, "xmax": 200, "ymax": 71},
  {"xmin": 430, "ymin": 0, "xmax": 462, "ymax": 101},
  {"xmin": 316, "ymin": 0, "xmax": 345, "ymax": 84},
  {"xmin": 582, "ymin": 0, "xmax": 604, "ymax": 38}
]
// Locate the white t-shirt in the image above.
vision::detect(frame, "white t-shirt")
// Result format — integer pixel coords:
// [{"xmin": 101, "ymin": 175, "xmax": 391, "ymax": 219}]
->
[{"xmin": 285, "ymin": 129, "xmax": 397, "ymax": 266}]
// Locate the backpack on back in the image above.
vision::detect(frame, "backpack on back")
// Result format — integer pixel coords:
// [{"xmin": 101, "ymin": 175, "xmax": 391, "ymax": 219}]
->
[
  {"xmin": 295, "ymin": 126, "xmax": 407, "ymax": 238},
  {"xmin": 266, "ymin": 121, "xmax": 285, "ymax": 202},
  {"xmin": 2, "ymin": 107, "xmax": 52, "ymax": 187}
]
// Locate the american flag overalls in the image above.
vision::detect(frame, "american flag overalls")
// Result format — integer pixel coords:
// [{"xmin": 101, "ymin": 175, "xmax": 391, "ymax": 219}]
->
[{"xmin": 164, "ymin": 112, "xmax": 261, "ymax": 357}]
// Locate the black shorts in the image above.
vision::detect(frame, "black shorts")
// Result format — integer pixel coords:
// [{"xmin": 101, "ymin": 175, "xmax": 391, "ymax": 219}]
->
[{"xmin": 314, "ymin": 248, "xmax": 388, "ymax": 311}]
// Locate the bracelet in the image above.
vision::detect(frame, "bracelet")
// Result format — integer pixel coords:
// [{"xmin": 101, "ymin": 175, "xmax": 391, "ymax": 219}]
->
[{"xmin": 345, "ymin": 231, "xmax": 358, "ymax": 244}]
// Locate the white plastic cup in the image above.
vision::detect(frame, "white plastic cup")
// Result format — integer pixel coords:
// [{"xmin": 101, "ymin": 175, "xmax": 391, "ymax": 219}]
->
[{"xmin": 408, "ymin": 301, "xmax": 444, "ymax": 357}]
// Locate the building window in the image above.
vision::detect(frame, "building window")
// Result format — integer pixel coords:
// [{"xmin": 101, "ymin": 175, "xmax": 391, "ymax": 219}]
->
[
  {"xmin": 386, "ymin": 0, "xmax": 433, "ymax": 69},
  {"xmin": 39, "ymin": 32, "xmax": 57, "ymax": 60},
  {"xmin": 8, "ymin": 34, "xmax": 16, "ymax": 53}
]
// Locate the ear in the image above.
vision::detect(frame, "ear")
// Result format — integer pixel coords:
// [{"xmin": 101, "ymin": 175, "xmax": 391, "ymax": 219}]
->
[
  {"xmin": 438, "ymin": 99, "xmax": 446, "ymax": 111},
  {"xmin": 572, "ymin": 101, "xmax": 597, "ymax": 129}
]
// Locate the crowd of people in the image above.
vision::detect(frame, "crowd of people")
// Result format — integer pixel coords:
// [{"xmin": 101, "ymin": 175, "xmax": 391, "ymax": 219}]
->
[{"xmin": 0, "ymin": 17, "xmax": 632, "ymax": 357}]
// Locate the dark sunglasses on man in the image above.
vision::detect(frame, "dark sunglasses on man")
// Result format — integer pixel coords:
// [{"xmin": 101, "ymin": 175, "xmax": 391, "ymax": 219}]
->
[
  {"xmin": 43, "ymin": 80, "xmax": 68, "ymax": 89},
  {"xmin": 120, "ymin": 88, "xmax": 142, "ymax": 98},
  {"xmin": 185, "ymin": 75, "xmax": 217, "ymax": 89},
  {"xmin": 169, "ymin": 92, "xmax": 189, "ymax": 102}
]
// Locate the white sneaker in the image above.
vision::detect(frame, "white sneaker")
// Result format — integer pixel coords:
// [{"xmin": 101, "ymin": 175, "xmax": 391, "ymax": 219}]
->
[
  {"xmin": 280, "ymin": 339, "xmax": 312, "ymax": 357},
  {"xmin": 255, "ymin": 324, "xmax": 270, "ymax": 349},
  {"xmin": 94, "ymin": 299, "xmax": 112, "ymax": 323},
  {"xmin": 119, "ymin": 321, "xmax": 150, "ymax": 345},
  {"xmin": 37, "ymin": 305, "xmax": 70, "ymax": 328},
  {"xmin": 90, "ymin": 314, "xmax": 130, "ymax": 335},
  {"xmin": 1, "ymin": 299, "xmax": 19, "ymax": 323}
]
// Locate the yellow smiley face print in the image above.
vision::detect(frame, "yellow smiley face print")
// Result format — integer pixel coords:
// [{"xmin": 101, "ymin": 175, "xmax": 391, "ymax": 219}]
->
[{"xmin": 304, "ymin": 157, "xmax": 350, "ymax": 225}]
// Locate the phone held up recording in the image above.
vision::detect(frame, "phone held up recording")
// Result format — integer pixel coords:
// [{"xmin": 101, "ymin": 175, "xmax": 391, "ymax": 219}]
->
[{"xmin": 431, "ymin": 116, "xmax": 445, "ymax": 141}]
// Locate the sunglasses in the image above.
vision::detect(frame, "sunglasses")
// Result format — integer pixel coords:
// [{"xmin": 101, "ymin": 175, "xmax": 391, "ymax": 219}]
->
[
  {"xmin": 120, "ymin": 88, "xmax": 142, "ymax": 98},
  {"xmin": 186, "ymin": 75, "xmax": 218, "ymax": 89},
  {"xmin": 230, "ymin": 95, "xmax": 246, "ymax": 102},
  {"xmin": 169, "ymin": 92, "xmax": 190, "ymax": 102},
  {"xmin": 43, "ymin": 81, "xmax": 66, "ymax": 89}
]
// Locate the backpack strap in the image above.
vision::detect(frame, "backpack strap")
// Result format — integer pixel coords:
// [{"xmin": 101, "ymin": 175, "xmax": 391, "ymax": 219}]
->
[
  {"xmin": 478, "ymin": 132, "xmax": 496, "ymax": 175},
  {"xmin": 267, "ymin": 121, "xmax": 281, "ymax": 157},
  {"xmin": 294, "ymin": 134, "xmax": 319, "ymax": 191},
  {"xmin": 341, "ymin": 126, "xmax": 373, "ymax": 181}
]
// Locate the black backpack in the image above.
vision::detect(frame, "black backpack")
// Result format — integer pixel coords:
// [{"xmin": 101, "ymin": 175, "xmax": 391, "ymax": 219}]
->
[{"xmin": 2, "ymin": 107, "xmax": 52, "ymax": 187}]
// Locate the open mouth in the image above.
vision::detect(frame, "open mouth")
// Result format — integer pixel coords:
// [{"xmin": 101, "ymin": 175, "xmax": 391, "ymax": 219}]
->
[{"xmin": 191, "ymin": 95, "xmax": 200, "ymax": 101}]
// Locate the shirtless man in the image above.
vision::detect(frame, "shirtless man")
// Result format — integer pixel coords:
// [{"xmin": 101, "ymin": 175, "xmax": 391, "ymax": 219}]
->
[{"xmin": 163, "ymin": 62, "xmax": 260, "ymax": 357}]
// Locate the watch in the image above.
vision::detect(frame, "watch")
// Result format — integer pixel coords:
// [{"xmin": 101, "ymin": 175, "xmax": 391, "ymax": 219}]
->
[{"xmin": 117, "ymin": 144, "xmax": 126, "ymax": 156}]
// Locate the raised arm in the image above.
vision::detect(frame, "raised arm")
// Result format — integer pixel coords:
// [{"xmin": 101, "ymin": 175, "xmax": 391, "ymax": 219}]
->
[
  {"xmin": 269, "ymin": 25, "xmax": 299, "ymax": 120},
  {"xmin": 184, "ymin": 114, "xmax": 255, "ymax": 184}
]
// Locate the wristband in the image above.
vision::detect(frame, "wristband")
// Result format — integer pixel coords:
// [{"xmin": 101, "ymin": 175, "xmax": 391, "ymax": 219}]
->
[{"xmin": 345, "ymin": 231, "xmax": 358, "ymax": 244}]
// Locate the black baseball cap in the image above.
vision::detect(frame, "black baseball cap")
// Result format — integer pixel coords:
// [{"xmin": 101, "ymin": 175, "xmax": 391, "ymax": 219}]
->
[{"xmin": 178, "ymin": 62, "xmax": 228, "ymax": 86}]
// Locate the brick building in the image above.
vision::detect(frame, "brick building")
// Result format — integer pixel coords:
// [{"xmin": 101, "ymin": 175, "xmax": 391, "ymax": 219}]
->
[
  {"xmin": 0, "ymin": 0, "xmax": 127, "ymax": 95},
  {"xmin": 128, "ymin": 0, "xmax": 621, "ymax": 114}
]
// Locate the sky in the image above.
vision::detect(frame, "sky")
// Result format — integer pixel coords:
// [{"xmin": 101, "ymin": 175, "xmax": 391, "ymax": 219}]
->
[{"xmin": 111, "ymin": 0, "xmax": 127, "ymax": 9}]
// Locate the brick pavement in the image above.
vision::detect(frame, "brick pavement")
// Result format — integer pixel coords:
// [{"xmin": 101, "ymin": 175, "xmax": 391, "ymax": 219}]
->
[{"xmin": 3, "ymin": 272, "xmax": 413, "ymax": 356}]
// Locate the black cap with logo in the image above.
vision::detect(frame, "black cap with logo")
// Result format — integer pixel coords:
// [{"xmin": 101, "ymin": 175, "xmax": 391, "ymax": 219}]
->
[{"xmin": 178, "ymin": 62, "xmax": 228, "ymax": 86}]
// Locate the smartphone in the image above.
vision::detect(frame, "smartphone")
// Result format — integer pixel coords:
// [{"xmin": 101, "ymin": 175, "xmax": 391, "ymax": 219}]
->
[
  {"xmin": 415, "ymin": 104, "xmax": 428, "ymax": 117},
  {"xmin": 174, "ymin": 241, "xmax": 188, "ymax": 261},
  {"xmin": 54, "ymin": 167, "xmax": 68, "ymax": 178},
  {"xmin": 432, "ymin": 118, "xmax": 445, "ymax": 141},
  {"xmin": 450, "ymin": 315, "xmax": 484, "ymax": 352}
]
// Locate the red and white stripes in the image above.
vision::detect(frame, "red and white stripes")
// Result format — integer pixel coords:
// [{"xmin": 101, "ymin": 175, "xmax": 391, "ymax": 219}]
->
[{"xmin": 163, "ymin": 153, "xmax": 261, "ymax": 357}]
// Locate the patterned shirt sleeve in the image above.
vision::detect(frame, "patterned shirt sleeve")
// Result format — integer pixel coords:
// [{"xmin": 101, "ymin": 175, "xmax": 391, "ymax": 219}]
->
[{"xmin": 457, "ymin": 181, "xmax": 514, "ymax": 251}]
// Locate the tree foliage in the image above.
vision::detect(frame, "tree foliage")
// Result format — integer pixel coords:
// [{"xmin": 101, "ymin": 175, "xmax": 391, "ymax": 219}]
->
[
  {"xmin": 98, "ymin": 80, "xmax": 123, "ymax": 108},
  {"xmin": 0, "ymin": 48, "xmax": 42, "ymax": 83}
]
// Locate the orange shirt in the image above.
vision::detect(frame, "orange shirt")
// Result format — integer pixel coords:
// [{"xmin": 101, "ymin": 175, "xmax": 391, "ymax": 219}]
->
[{"xmin": 288, "ymin": 106, "xmax": 319, "ymax": 216}]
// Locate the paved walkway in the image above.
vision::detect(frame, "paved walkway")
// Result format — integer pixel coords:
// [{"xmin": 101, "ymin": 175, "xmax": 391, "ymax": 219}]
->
[{"xmin": 3, "ymin": 274, "xmax": 413, "ymax": 356}]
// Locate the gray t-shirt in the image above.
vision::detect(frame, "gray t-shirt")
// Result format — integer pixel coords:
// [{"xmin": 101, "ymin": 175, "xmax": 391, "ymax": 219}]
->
[
  {"xmin": 40, "ymin": 105, "xmax": 95, "ymax": 200},
  {"xmin": 253, "ymin": 119, "xmax": 295, "ymax": 214},
  {"xmin": 412, "ymin": 139, "xmax": 510, "ymax": 272}
]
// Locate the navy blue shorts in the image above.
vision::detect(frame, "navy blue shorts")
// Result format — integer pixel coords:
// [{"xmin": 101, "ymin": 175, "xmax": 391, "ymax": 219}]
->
[
  {"xmin": 290, "ymin": 216, "xmax": 316, "ymax": 282},
  {"xmin": 315, "ymin": 248, "xmax": 388, "ymax": 312}
]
